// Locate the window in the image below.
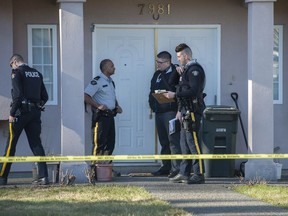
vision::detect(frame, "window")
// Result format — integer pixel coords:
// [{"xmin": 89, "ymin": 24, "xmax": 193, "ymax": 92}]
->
[
  {"xmin": 28, "ymin": 25, "xmax": 58, "ymax": 105},
  {"xmin": 273, "ymin": 25, "xmax": 283, "ymax": 104}
]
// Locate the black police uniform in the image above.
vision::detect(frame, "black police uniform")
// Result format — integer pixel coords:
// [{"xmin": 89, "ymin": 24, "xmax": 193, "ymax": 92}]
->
[
  {"xmin": 149, "ymin": 64, "xmax": 182, "ymax": 175},
  {"xmin": 0, "ymin": 64, "xmax": 49, "ymax": 182},
  {"xmin": 176, "ymin": 60, "xmax": 206, "ymax": 178}
]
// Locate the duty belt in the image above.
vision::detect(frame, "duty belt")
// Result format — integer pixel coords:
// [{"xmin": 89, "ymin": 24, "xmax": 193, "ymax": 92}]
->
[
  {"xmin": 22, "ymin": 101, "xmax": 41, "ymax": 107},
  {"xmin": 20, "ymin": 100, "xmax": 43, "ymax": 113},
  {"xmin": 99, "ymin": 109, "xmax": 116, "ymax": 117}
]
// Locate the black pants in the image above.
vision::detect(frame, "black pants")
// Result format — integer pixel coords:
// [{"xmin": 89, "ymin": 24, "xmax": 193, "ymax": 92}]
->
[
  {"xmin": 155, "ymin": 111, "xmax": 181, "ymax": 172},
  {"xmin": 179, "ymin": 112, "xmax": 205, "ymax": 176},
  {"xmin": 0, "ymin": 109, "xmax": 48, "ymax": 179},
  {"xmin": 92, "ymin": 115, "xmax": 115, "ymax": 156}
]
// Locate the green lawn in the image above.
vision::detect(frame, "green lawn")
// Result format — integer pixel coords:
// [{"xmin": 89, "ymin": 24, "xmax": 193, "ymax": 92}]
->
[
  {"xmin": 0, "ymin": 185, "xmax": 192, "ymax": 216},
  {"xmin": 233, "ymin": 184, "xmax": 288, "ymax": 209},
  {"xmin": 2, "ymin": 182, "xmax": 287, "ymax": 215}
]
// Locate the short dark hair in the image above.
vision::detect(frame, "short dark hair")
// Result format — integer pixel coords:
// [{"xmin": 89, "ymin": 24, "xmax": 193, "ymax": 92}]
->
[
  {"xmin": 10, "ymin": 54, "xmax": 24, "ymax": 63},
  {"xmin": 100, "ymin": 59, "xmax": 111, "ymax": 72},
  {"xmin": 175, "ymin": 43, "xmax": 192, "ymax": 57},
  {"xmin": 157, "ymin": 51, "xmax": 171, "ymax": 60}
]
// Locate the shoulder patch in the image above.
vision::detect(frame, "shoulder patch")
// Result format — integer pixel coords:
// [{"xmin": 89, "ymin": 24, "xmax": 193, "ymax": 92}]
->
[
  {"xmin": 192, "ymin": 70, "xmax": 199, "ymax": 76},
  {"xmin": 12, "ymin": 73, "xmax": 16, "ymax": 79},
  {"xmin": 91, "ymin": 80, "xmax": 97, "ymax": 85},
  {"xmin": 91, "ymin": 76, "xmax": 100, "ymax": 85}
]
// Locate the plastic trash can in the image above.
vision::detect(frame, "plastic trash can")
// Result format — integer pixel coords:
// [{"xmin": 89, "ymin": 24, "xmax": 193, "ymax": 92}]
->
[{"xmin": 201, "ymin": 105, "xmax": 240, "ymax": 177}]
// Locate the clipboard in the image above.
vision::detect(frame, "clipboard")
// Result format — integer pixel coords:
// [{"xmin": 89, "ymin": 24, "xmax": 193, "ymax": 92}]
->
[{"xmin": 152, "ymin": 91, "xmax": 175, "ymax": 104}]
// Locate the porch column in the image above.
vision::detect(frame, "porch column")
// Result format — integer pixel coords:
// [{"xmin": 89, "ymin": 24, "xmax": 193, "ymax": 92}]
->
[
  {"xmin": 58, "ymin": 0, "xmax": 87, "ymax": 183},
  {"xmin": 245, "ymin": 0, "xmax": 277, "ymax": 180}
]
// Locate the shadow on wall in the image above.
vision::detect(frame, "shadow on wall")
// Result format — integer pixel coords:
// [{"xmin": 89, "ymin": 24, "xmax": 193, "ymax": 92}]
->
[{"xmin": 0, "ymin": 120, "xmax": 9, "ymax": 152}]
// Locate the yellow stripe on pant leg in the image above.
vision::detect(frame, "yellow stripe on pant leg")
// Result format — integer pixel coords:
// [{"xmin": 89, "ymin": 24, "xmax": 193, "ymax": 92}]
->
[
  {"xmin": 190, "ymin": 112, "xmax": 203, "ymax": 174},
  {"xmin": 92, "ymin": 122, "xmax": 99, "ymax": 164},
  {"xmin": 0, "ymin": 123, "xmax": 13, "ymax": 176}
]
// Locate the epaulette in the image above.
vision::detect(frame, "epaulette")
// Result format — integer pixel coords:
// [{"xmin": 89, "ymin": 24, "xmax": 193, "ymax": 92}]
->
[
  {"xmin": 91, "ymin": 76, "xmax": 100, "ymax": 85},
  {"xmin": 188, "ymin": 62, "xmax": 204, "ymax": 74}
]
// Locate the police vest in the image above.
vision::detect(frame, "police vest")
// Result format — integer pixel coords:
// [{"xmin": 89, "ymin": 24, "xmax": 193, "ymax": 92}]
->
[
  {"xmin": 179, "ymin": 62, "xmax": 206, "ymax": 97},
  {"xmin": 177, "ymin": 62, "xmax": 206, "ymax": 111}
]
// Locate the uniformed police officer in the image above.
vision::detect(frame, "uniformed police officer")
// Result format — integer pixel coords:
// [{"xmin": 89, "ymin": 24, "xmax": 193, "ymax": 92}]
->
[
  {"xmin": 84, "ymin": 59, "xmax": 122, "ymax": 176},
  {"xmin": 169, "ymin": 43, "xmax": 206, "ymax": 184},
  {"xmin": 0, "ymin": 54, "xmax": 49, "ymax": 185}
]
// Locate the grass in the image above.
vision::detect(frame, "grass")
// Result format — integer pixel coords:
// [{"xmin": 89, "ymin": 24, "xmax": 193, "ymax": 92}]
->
[
  {"xmin": 233, "ymin": 184, "xmax": 288, "ymax": 209},
  {"xmin": 0, "ymin": 185, "xmax": 192, "ymax": 216}
]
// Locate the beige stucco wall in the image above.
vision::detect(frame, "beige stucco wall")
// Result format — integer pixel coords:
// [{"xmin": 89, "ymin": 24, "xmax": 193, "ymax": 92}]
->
[
  {"xmin": 0, "ymin": 0, "xmax": 13, "ymax": 120},
  {"xmin": 0, "ymin": 0, "xmax": 60, "ymax": 172},
  {"xmin": 274, "ymin": 0, "xmax": 288, "ymax": 167},
  {"xmin": 0, "ymin": 0, "xmax": 12, "ymax": 172},
  {"xmin": 1, "ymin": 0, "xmax": 287, "ymax": 172}
]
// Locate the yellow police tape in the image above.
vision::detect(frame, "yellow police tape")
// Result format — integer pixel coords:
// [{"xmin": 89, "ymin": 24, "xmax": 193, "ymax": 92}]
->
[{"xmin": 0, "ymin": 154, "xmax": 288, "ymax": 163}]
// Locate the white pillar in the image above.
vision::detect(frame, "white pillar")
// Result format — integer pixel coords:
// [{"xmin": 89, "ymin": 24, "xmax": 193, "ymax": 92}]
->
[
  {"xmin": 245, "ymin": 0, "xmax": 277, "ymax": 181},
  {"xmin": 58, "ymin": 0, "xmax": 87, "ymax": 183}
]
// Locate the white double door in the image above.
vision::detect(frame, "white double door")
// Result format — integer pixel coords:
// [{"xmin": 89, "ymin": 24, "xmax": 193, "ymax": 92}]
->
[{"xmin": 93, "ymin": 25, "xmax": 220, "ymax": 159}]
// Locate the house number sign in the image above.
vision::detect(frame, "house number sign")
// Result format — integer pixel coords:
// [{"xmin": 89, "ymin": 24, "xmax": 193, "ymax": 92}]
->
[{"xmin": 138, "ymin": 3, "xmax": 171, "ymax": 20}]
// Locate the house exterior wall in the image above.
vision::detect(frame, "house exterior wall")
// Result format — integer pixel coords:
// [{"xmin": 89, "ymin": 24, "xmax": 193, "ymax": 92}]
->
[
  {"xmin": 274, "ymin": 0, "xmax": 288, "ymax": 167},
  {"xmin": 0, "ymin": 0, "xmax": 287, "ymax": 172},
  {"xmin": 0, "ymin": 0, "xmax": 13, "ymax": 120},
  {"xmin": 0, "ymin": 0, "xmax": 60, "ymax": 171},
  {"xmin": 0, "ymin": 1, "xmax": 13, "ymax": 168}
]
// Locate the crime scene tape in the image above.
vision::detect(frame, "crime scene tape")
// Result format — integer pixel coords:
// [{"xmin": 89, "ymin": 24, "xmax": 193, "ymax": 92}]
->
[{"xmin": 0, "ymin": 154, "xmax": 288, "ymax": 163}]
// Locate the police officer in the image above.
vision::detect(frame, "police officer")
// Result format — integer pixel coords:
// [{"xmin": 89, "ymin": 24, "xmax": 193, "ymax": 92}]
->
[
  {"xmin": 84, "ymin": 59, "xmax": 122, "ymax": 176},
  {"xmin": 149, "ymin": 51, "xmax": 181, "ymax": 178},
  {"xmin": 169, "ymin": 43, "xmax": 206, "ymax": 184},
  {"xmin": 0, "ymin": 54, "xmax": 49, "ymax": 185}
]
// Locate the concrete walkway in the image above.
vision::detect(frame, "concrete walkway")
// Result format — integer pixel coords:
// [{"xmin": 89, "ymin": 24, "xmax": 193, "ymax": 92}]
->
[
  {"xmin": 5, "ymin": 173, "xmax": 288, "ymax": 216},
  {"xmin": 105, "ymin": 176, "xmax": 288, "ymax": 216},
  {"xmin": 149, "ymin": 178, "xmax": 287, "ymax": 216}
]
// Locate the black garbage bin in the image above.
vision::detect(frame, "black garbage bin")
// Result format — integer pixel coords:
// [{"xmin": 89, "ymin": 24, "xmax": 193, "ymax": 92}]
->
[{"xmin": 201, "ymin": 105, "xmax": 240, "ymax": 177}]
